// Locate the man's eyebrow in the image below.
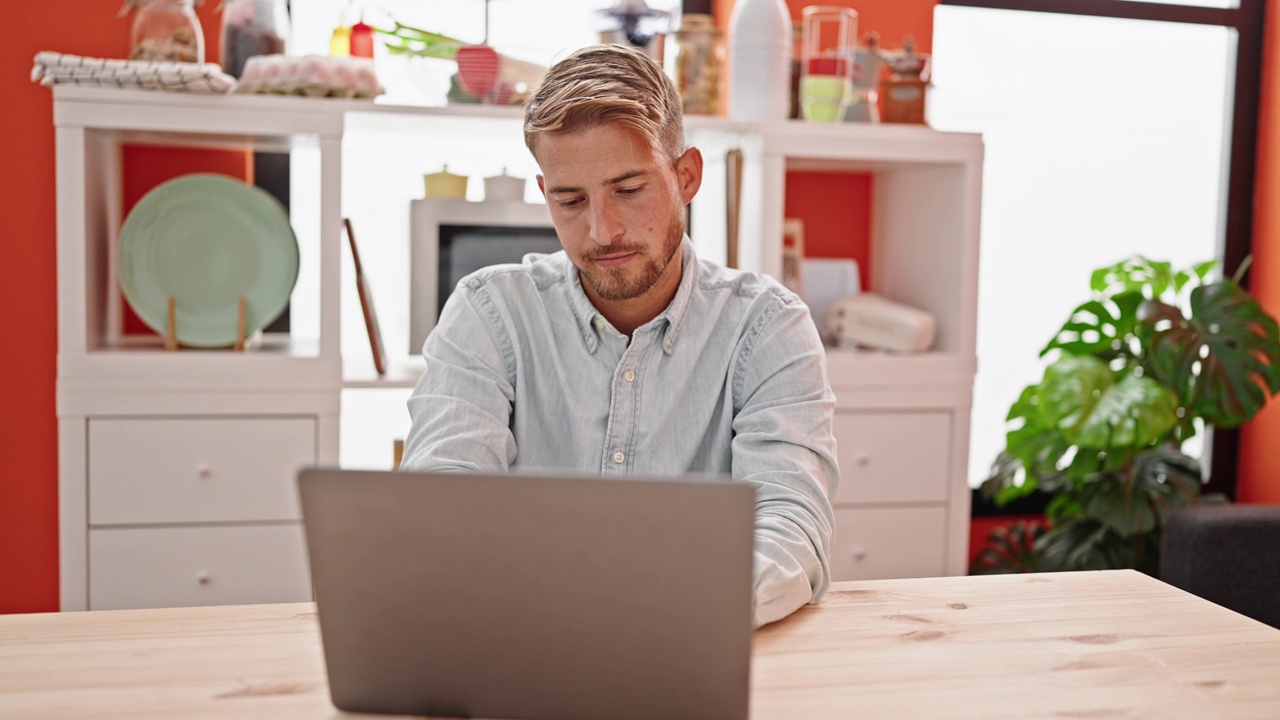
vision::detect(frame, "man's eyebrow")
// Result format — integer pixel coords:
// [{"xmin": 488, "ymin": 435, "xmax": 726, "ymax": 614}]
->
[{"xmin": 546, "ymin": 170, "xmax": 648, "ymax": 195}]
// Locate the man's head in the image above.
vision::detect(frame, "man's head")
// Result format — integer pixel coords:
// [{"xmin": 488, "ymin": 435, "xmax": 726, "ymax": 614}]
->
[
  {"xmin": 525, "ymin": 44, "xmax": 702, "ymax": 329},
  {"xmin": 523, "ymin": 44, "xmax": 685, "ymax": 164}
]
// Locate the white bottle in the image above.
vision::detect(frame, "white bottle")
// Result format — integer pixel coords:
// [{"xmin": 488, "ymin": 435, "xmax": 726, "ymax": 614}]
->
[{"xmin": 728, "ymin": 0, "xmax": 792, "ymax": 121}]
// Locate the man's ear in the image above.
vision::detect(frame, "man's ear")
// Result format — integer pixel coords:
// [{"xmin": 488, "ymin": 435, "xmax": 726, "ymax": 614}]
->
[
  {"xmin": 536, "ymin": 174, "xmax": 547, "ymax": 199},
  {"xmin": 676, "ymin": 147, "xmax": 703, "ymax": 205}
]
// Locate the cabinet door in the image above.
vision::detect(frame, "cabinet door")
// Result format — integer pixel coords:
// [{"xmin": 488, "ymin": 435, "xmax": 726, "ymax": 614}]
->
[
  {"xmin": 833, "ymin": 411, "xmax": 952, "ymax": 505},
  {"xmin": 89, "ymin": 525, "xmax": 312, "ymax": 610},
  {"xmin": 89, "ymin": 417, "xmax": 316, "ymax": 525},
  {"xmin": 829, "ymin": 506, "xmax": 948, "ymax": 581}
]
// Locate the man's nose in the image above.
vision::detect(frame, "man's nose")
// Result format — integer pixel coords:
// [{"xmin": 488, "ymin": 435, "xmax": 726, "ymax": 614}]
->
[{"xmin": 588, "ymin": 198, "xmax": 623, "ymax": 246}]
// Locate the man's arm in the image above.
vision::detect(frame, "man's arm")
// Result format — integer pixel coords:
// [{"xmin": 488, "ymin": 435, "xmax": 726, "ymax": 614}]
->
[
  {"xmin": 732, "ymin": 294, "xmax": 839, "ymax": 627},
  {"xmin": 401, "ymin": 281, "xmax": 518, "ymax": 473}
]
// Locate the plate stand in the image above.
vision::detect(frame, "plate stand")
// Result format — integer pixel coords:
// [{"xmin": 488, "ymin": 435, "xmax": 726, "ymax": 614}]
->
[{"xmin": 164, "ymin": 296, "xmax": 248, "ymax": 352}]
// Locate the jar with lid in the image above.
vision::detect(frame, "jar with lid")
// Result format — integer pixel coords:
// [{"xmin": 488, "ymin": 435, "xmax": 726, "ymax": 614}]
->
[
  {"xmin": 220, "ymin": 0, "xmax": 289, "ymax": 79},
  {"xmin": 121, "ymin": 0, "xmax": 205, "ymax": 64},
  {"xmin": 671, "ymin": 13, "xmax": 724, "ymax": 116}
]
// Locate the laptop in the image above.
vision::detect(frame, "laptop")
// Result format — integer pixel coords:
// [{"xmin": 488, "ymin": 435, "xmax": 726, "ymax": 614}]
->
[{"xmin": 297, "ymin": 467, "xmax": 755, "ymax": 720}]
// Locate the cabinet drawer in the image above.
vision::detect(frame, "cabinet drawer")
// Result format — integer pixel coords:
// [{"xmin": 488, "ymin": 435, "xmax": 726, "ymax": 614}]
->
[
  {"xmin": 833, "ymin": 411, "xmax": 951, "ymax": 505},
  {"xmin": 89, "ymin": 524, "xmax": 312, "ymax": 610},
  {"xmin": 89, "ymin": 417, "xmax": 316, "ymax": 525},
  {"xmin": 829, "ymin": 506, "xmax": 948, "ymax": 582}
]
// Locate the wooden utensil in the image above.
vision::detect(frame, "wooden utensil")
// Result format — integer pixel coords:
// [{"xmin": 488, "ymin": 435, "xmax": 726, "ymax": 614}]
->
[
  {"xmin": 725, "ymin": 148, "xmax": 743, "ymax": 269},
  {"xmin": 344, "ymin": 218, "xmax": 386, "ymax": 376}
]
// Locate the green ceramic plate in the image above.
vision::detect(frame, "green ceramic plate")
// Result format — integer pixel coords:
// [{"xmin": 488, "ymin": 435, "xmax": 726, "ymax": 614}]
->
[{"xmin": 118, "ymin": 174, "xmax": 300, "ymax": 348}]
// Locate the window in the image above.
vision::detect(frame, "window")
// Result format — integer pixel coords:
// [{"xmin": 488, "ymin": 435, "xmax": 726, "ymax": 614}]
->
[{"xmin": 931, "ymin": 0, "xmax": 1265, "ymax": 494}]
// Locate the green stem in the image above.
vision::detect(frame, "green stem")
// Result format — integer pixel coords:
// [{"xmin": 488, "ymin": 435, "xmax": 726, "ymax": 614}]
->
[{"xmin": 1233, "ymin": 254, "xmax": 1253, "ymax": 285}]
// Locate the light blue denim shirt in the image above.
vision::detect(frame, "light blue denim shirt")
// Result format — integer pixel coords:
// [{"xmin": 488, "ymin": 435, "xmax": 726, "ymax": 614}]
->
[{"xmin": 401, "ymin": 238, "xmax": 839, "ymax": 626}]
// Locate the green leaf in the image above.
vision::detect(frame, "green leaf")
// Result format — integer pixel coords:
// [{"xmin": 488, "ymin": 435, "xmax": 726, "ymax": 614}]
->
[
  {"xmin": 1002, "ymin": 384, "xmax": 1072, "ymax": 486},
  {"xmin": 1038, "ymin": 355, "xmax": 1179, "ymax": 448},
  {"xmin": 970, "ymin": 520, "xmax": 1044, "ymax": 575},
  {"xmin": 1089, "ymin": 256, "xmax": 1174, "ymax": 298},
  {"xmin": 1036, "ymin": 518, "xmax": 1134, "ymax": 571},
  {"xmin": 1075, "ymin": 447, "xmax": 1201, "ymax": 537},
  {"xmin": 1145, "ymin": 281, "xmax": 1280, "ymax": 427},
  {"xmin": 1041, "ymin": 293, "xmax": 1144, "ymax": 359}
]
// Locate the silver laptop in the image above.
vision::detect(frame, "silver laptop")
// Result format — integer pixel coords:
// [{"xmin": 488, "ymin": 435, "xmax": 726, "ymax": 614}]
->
[{"xmin": 297, "ymin": 467, "xmax": 755, "ymax": 720}]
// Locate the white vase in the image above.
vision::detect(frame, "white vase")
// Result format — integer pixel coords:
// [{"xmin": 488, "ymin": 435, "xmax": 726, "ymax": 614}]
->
[{"xmin": 728, "ymin": 0, "xmax": 791, "ymax": 121}]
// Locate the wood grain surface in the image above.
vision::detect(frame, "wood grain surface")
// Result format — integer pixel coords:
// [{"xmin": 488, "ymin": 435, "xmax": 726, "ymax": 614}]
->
[{"xmin": 1, "ymin": 570, "xmax": 1277, "ymax": 719}]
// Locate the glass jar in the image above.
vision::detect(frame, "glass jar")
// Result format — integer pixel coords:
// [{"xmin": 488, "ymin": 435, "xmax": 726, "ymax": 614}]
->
[
  {"xmin": 672, "ymin": 14, "xmax": 723, "ymax": 116},
  {"xmin": 123, "ymin": 0, "xmax": 205, "ymax": 64},
  {"xmin": 220, "ymin": 0, "xmax": 289, "ymax": 79}
]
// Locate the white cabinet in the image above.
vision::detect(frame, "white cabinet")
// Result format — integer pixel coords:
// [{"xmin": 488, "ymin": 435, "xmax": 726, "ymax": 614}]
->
[
  {"xmin": 89, "ymin": 524, "xmax": 312, "ymax": 610},
  {"xmin": 89, "ymin": 417, "xmax": 315, "ymax": 524},
  {"xmin": 54, "ymin": 87, "xmax": 981, "ymax": 609},
  {"xmin": 54, "ymin": 88, "xmax": 345, "ymax": 611}
]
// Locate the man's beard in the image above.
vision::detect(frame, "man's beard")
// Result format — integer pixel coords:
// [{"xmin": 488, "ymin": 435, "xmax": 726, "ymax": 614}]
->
[{"xmin": 578, "ymin": 209, "xmax": 685, "ymax": 302}]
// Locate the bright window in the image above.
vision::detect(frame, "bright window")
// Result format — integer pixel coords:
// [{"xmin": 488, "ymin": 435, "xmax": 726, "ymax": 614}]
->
[{"xmin": 928, "ymin": 6, "xmax": 1235, "ymax": 486}]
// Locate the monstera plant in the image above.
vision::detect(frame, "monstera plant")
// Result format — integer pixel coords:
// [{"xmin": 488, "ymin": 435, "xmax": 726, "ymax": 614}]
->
[{"xmin": 977, "ymin": 256, "xmax": 1280, "ymax": 575}]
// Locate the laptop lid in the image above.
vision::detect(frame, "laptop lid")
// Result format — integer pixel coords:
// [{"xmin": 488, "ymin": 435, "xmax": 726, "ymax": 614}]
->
[{"xmin": 297, "ymin": 467, "xmax": 755, "ymax": 720}]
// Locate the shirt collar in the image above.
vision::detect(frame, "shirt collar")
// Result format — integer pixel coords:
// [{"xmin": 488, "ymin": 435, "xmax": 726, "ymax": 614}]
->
[{"xmin": 566, "ymin": 237, "xmax": 698, "ymax": 355}]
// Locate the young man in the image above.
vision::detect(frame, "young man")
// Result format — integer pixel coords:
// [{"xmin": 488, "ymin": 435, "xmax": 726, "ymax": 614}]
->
[{"xmin": 401, "ymin": 44, "xmax": 838, "ymax": 627}]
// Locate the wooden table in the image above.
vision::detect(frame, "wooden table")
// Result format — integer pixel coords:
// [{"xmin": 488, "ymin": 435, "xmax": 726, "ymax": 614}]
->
[{"xmin": 3, "ymin": 570, "xmax": 1279, "ymax": 719}]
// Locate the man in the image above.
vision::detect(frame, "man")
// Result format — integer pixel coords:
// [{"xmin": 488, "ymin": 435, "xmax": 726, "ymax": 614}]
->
[{"xmin": 401, "ymin": 44, "xmax": 837, "ymax": 627}]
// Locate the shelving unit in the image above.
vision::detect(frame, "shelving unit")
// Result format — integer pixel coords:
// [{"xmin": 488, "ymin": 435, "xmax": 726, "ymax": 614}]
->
[{"xmin": 53, "ymin": 86, "xmax": 982, "ymax": 610}]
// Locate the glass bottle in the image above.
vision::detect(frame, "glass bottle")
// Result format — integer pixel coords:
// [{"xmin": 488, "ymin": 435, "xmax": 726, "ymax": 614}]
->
[
  {"xmin": 220, "ymin": 0, "xmax": 289, "ymax": 79},
  {"xmin": 122, "ymin": 0, "xmax": 205, "ymax": 64},
  {"xmin": 672, "ymin": 13, "xmax": 724, "ymax": 116}
]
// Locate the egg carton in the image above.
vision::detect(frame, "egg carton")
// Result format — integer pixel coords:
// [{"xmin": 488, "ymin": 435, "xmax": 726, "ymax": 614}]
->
[{"xmin": 237, "ymin": 54, "xmax": 383, "ymax": 99}]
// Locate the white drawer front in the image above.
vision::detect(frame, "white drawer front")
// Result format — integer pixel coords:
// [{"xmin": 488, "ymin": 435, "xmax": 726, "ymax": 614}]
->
[
  {"xmin": 89, "ymin": 525, "xmax": 312, "ymax": 610},
  {"xmin": 89, "ymin": 417, "xmax": 316, "ymax": 525},
  {"xmin": 833, "ymin": 411, "xmax": 951, "ymax": 505},
  {"xmin": 829, "ymin": 506, "xmax": 948, "ymax": 582}
]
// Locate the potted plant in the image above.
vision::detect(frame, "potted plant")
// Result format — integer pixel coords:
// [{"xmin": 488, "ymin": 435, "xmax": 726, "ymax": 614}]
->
[{"xmin": 976, "ymin": 256, "xmax": 1280, "ymax": 575}]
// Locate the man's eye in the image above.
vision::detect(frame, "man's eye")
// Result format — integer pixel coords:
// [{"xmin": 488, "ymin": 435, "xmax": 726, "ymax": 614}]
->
[
  {"xmin": 618, "ymin": 186, "xmax": 642, "ymax": 196},
  {"xmin": 558, "ymin": 197, "xmax": 583, "ymax": 208}
]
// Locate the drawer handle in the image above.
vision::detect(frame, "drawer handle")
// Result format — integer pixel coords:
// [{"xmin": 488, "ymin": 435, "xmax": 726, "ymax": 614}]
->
[
  {"xmin": 855, "ymin": 454, "xmax": 870, "ymax": 467},
  {"xmin": 197, "ymin": 573, "xmax": 212, "ymax": 586},
  {"xmin": 851, "ymin": 547, "xmax": 868, "ymax": 561},
  {"xmin": 197, "ymin": 465, "xmax": 214, "ymax": 480}
]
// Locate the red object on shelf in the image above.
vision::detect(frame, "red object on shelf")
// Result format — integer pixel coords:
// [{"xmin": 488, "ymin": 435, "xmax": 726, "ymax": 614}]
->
[
  {"xmin": 349, "ymin": 19, "xmax": 374, "ymax": 58},
  {"xmin": 456, "ymin": 44, "xmax": 500, "ymax": 98}
]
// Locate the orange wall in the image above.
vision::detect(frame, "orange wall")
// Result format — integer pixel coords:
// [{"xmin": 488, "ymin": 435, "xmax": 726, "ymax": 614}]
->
[
  {"xmin": 1237, "ymin": 0, "xmax": 1280, "ymax": 504},
  {"xmin": 0, "ymin": 1, "xmax": 231, "ymax": 614}
]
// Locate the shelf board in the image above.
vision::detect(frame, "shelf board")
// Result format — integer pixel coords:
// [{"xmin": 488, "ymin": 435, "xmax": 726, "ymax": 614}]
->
[
  {"xmin": 342, "ymin": 355, "xmax": 426, "ymax": 389},
  {"xmin": 58, "ymin": 336, "xmax": 339, "ymax": 388},
  {"xmin": 824, "ymin": 348, "xmax": 977, "ymax": 390},
  {"xmin": 53, "ymin": 86, "xmax": 982, "ymax": 167}
]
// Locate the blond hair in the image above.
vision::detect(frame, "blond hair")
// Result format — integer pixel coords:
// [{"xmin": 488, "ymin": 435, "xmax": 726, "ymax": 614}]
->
[{"xmin": 524, "ymin": 44, "xmax": 685, "ymax": 163}]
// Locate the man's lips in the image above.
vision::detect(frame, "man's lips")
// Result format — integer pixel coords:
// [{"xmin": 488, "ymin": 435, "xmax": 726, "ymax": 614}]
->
[{"xmin": 591, "ymin": 251, "xmax": 638, "ymax": 269}]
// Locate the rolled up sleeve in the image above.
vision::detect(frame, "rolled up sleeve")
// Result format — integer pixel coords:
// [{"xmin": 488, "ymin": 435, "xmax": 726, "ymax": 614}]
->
[{"xmin": 731, "ymin": 296, "xmax": 839, "ymax": 627}]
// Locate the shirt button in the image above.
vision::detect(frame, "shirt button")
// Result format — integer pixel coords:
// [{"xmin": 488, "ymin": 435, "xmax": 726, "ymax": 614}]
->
[
  {"xmin": 624, "ymin": 369, "xmax": 635, "ymax": 383},
  {"xmin": 593, "ymin": 317, "xmax": 605, "ymax": 330},
  {"xmin": 613, "ymin": 451, "xmax": 625, "ymax": 464},
  {"xmin": 587, "ymin": 337, "xmax": 597, "ymax": 350},
  {"xmin": 663, "ymin": 338, "xmax": 672, "ymax": 350}
]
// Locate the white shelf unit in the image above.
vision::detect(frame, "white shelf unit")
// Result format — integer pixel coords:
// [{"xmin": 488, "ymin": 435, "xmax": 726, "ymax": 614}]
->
[
  {"xmin": 54, "ymin": 88, "xmax": 346, "ymax": 611},
  {"xmin": 689, "ymin": 118, "xmax": 984, "ymax": 580},
  {"xmin": 53, "ymin": 87, "xmax": 982, "ymax": 610}
]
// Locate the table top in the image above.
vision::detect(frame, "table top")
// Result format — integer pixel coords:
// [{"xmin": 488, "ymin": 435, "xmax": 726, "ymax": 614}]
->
[{"xmin": 3, "ymin": 570, "xmax": 1279, "ymax": 719}]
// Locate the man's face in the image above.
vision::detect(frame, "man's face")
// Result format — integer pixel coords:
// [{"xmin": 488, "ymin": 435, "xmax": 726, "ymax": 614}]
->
[{"xmin": 536, "ymin": 124, "xmax": 702, "ymax": 307}]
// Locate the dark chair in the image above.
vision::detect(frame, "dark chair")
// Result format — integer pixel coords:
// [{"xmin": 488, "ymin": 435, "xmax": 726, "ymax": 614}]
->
[{"xmin": 1160, "ymin": 504, "xmax": 1280, "ymax": 629}]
